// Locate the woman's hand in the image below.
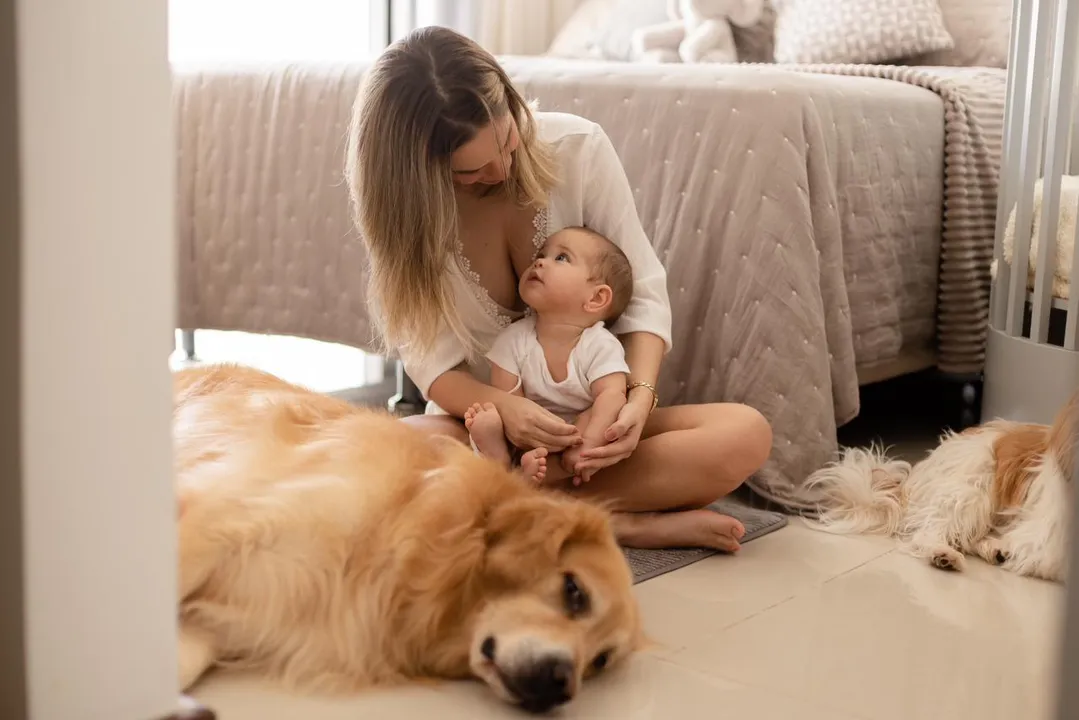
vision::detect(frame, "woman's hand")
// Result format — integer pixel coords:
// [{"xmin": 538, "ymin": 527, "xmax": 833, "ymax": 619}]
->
[
  {"xmin": 574, "ymin": 389, "xmax": 651, "ymax": 478},
  {"xmin": 497, "ymin": 394, "xmax": 581, "ymax": 451}
]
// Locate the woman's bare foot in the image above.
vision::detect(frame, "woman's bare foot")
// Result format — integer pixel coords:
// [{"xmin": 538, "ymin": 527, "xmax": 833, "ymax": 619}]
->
[
  {"xmin": 463, "ymin": 402, "xmax": 511, "ymax": 466},
  {"xmin": 521, "ymin": 448, "xmax": 548, "ymax": 485},
  {"xmin": 612, "ymin": 509, "xmax": 746, "ymax": 552}
]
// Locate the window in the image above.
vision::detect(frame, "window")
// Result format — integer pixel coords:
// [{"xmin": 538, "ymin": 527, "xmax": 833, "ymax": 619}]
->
[
  {"xmin": 168, "ymin": 0, "xmax": 389, "ymax": 63},
  {"xmin": 167, "ymin": 0, "xmax": 442, "ymax": 402},
  {"xmin": 170, "ymin": 330, "xmax": 388, "ymax": 397}
]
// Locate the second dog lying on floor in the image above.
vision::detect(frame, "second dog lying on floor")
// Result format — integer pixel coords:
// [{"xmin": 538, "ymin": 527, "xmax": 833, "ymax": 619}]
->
[{"xmin": 805, "ymin": 391, "xmax": 1077, "ymax": 582}]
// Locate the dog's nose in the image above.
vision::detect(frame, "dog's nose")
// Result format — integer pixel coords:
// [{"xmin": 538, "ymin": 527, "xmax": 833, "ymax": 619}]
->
[{"xmin": 513, "ymin": 656, "xmax": 575, "ymax": 713}]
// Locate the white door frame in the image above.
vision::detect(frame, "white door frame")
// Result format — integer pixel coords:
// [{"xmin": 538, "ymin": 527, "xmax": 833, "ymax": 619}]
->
[{"xmin": 2, "ymin": 0, "xmax": 179, "ymax": 717}]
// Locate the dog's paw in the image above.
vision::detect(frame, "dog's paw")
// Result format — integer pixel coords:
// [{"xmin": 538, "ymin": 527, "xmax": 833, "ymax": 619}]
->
[
  {"xmin": 975, "ymin": 537, "xmax": 1010, "ymax": 566},
  {"xmin": 929, "ymin": 547, "xmax": 965, "ymax": 571},
  {"xmin": 178, "ymin": 626, "xmax": 217, "ymax": 691}
]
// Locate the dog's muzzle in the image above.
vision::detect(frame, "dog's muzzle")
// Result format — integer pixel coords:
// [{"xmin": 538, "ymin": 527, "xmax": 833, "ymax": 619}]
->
[{"xmin": 502, "ymin": 655, "xmax": 575, "ymax": 714}]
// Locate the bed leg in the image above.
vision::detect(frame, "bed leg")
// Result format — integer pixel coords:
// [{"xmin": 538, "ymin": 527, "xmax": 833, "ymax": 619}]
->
[
  {"xmin": 387, "ymin": 359, "xmax": 423, "ymax": 416},
  {"xmin": 940, "ymin": 371, "xmax": 983, "ymax": 430},
  {"xmin": 960, "ymin": 379, "xmax": 982, "ymax": 428},
  {"xmin": 179, "ymin": 329, "xmax": 197, "ymax": 362}
]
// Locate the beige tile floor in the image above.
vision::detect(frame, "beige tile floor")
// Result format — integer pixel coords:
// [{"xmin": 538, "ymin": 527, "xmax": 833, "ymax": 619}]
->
[
  {"xmin": 179, "ymin": 332, "xmax": 1066, "ymax": 720},
  {"xmin": 191, "ymin": 523, "xmax": 1064, "ymax": 720}
]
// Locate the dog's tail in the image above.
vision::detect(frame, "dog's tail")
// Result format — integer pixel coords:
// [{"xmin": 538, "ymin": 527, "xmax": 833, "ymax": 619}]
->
[
  {"xmin": 804, "ymin": 444, "xmax": 912, "ymax": 536},
  {"xmin": 1048, "ymin": 389, "xmax": 1079, "ymax": 482}
]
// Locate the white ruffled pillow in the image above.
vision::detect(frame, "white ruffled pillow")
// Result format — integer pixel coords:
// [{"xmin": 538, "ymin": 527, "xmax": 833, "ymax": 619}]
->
[{"xmin": 773, "ymin": 0, "xmax": 955, "ymax": 65}]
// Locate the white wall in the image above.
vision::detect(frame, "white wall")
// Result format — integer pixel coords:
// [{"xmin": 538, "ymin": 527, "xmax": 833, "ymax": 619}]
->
[{"xmin": 11, "ymin": 0, "xmax": 178, "ymax": 717}]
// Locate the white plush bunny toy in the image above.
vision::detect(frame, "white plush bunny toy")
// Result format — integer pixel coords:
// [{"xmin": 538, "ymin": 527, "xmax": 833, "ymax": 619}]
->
[{"xmin": 632, "ymin": 0, "xmax": 765, "ymax": 63}]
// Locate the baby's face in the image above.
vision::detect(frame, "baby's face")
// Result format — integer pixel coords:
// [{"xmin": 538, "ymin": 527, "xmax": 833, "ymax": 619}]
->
[{"xmin": 519, "ymin": 230, "xmax": 604, "ymax": 316}]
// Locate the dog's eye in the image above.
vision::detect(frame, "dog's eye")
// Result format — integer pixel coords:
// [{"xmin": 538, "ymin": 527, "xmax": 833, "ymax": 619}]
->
[
  {"xmin": 562, "ymin": 572, "xmax": 590, "ymax": 616},
  {"xmin": 591, "ymin": 650, "xmax": 611, "ymax": 671}
]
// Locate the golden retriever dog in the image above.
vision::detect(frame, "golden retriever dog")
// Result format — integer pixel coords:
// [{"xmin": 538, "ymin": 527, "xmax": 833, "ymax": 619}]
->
[
  {"xmin": 806, "ymin": 390, "xmax": 1077, "ymax": 582},
  {"xmin": 174, "ymin": 365, "xmax": 641, "ymax": 713}
]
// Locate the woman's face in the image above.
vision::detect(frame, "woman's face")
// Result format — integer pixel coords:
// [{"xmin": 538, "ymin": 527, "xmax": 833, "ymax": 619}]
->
[{"xmin": 450, "ymin": 113, "xmax": 519, "ymax": 187}]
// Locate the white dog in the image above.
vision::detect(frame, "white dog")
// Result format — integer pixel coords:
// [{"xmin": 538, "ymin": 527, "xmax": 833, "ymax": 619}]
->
[{"xmin": 805, "ymin": 391, "xmax": 1077, "ymax": 582}]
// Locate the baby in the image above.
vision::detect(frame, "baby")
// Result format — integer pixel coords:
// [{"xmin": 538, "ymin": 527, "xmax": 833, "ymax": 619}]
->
[{"xmin": 464, "ymin": 226, "xmax": 633, "ymax": 484}]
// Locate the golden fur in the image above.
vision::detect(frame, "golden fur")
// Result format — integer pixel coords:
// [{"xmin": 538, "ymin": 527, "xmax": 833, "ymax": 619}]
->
[
  {"xmin": 988, "ymin": 393, "xmax": 1078, "ymax": 519},
  {"xmin": 174, "ymin": 365, "xmax": 641, "ymax": 712},
  {"xmin": 989, "ymin": 423, "xmax": 1047, "ymax": 514}
]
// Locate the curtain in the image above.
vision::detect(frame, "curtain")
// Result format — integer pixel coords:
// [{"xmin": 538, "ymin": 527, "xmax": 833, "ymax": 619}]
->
[{"xmin": 415, "ymin": 0, "xmax": 582, "ymax": 55}]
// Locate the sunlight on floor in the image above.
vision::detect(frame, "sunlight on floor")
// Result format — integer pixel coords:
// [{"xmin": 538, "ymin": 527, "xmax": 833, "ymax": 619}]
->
[{"xmin": 169, "ymin": 329, "xmax": 384, "ymax": 393}]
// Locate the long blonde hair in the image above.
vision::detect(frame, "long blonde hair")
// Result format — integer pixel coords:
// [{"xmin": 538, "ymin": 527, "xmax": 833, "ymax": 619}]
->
[{"xmin": 345, "ymin": 26, "xmax": 558, "ymax": 359}]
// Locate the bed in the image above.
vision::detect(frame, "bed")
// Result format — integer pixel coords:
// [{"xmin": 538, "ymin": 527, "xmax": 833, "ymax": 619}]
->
[{"xmin": 173, "ymin": 58, "xmax": 1005, "ymax": 510}]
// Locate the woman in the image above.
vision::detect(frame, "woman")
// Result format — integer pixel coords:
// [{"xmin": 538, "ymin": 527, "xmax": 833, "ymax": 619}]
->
[{"xmin": 345, "ymin": 26, "xmax": 772, "ymax": 551}]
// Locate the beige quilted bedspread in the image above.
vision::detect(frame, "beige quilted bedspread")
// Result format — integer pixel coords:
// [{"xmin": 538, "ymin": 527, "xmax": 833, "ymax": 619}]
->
[{"xmin": 173, "ymin": 59, "xmax": 1004, "ymax": 510}]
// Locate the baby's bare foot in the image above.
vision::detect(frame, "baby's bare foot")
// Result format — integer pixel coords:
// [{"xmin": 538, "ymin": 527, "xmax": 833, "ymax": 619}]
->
[
  {"xmin": 463, "ymin": 403, "xmax": 484, "ymax": 430},
  {"xmin": 560, "ymin": 442, "xmax": 598, "ymax": 485},
  {"xmin": 464, "ymin": 402, "xmax": 511, "ymax": 466},
  {"xmin": 560, "ymin": 448, "xmax": 579, "ymax": 477},
  {"xmin": 614, "ymin": 510, "xmax": 746, "ymax": 552},
  {"xmin": 521, "ymin": 447, "xmax": 548, "ymax": 485}
]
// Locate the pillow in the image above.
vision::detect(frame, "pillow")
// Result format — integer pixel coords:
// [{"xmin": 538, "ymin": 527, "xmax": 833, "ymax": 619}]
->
[
  {"xmin": 547, "ymin": 0, "xmax": 777, "ymax": 63},
  {"xmin": 546, "ymin": 0, "xmax": 616, "ymax": 59},
  {"xmin": 772, "ymin": 0, "xmax": 955, "ymax": 65},
  {"xmin": 915, "ymin": 0, "xmax": 1011, "ymax": 68},
  {"xmin": 546, "ymin": 0, "xmax": 670, "ymax": 61}
]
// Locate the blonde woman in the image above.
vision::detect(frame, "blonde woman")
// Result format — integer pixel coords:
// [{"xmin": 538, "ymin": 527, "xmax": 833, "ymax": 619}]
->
[{"xmin": 346, "ymin": 26, "xmax": 772, "ymax": 551}]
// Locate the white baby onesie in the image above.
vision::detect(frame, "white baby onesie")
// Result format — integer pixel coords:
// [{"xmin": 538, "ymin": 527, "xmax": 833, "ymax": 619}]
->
[{"xmin": 486, "ymin": 315, "xmax": 630, "ymax": 422}]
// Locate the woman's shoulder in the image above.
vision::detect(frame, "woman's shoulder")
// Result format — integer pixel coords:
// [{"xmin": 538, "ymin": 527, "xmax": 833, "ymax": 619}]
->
[
  {"xmin": 535, "ymin": 111, "xmax": 601, "ymax": 147},
  {"xmin": 535, "ymin": 112, "xmax": 612, "ymax": 190}
]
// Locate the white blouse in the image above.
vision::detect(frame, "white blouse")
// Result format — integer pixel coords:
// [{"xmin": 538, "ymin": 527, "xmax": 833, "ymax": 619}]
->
[{"xmin": 399, "ymin": 111, "xmax": 674, "ymax": 401}]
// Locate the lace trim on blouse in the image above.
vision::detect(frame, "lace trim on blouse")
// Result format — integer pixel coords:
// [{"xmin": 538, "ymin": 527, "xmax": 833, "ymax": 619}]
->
[{"xmin": 454, "ymin": 204, "xmax": 550, "ymax": 329}]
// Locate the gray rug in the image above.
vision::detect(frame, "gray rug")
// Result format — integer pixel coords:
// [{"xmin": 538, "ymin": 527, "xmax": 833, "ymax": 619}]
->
[{"xmin": 623, "ymin": 499, "xmax": 789, "ymax": 584}]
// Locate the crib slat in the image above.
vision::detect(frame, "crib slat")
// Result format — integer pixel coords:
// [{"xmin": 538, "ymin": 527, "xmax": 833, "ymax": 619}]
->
[
  {"xmin": 1066, "ymin": 191, "xmax": 1079, "ymax": 349},
  {"xmin": 1068, "ymin": 92, "xmax": 1078, "ymax": 176},
  {"xmin": 992, "ymin": 0, "xmax": 1032, "ymax": 330},
  {"xmin": 1031, "ymin": 0, "xmax": 1079, "ymax": 342},
  {"xmin": 1006, "ymin": 0, "xmax": 1057, "ymax": 336}
]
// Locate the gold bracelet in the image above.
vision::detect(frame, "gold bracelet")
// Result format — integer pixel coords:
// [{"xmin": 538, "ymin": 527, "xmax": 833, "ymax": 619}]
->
[{"xmin": 627, "ymin": 380, "xmax": 659, "ymax": 412}]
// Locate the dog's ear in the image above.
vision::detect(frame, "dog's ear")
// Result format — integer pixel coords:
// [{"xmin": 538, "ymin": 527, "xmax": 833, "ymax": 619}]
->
[{"xmin": 483, "ymin": 494, "xmax": 611, "ymax": 583}]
